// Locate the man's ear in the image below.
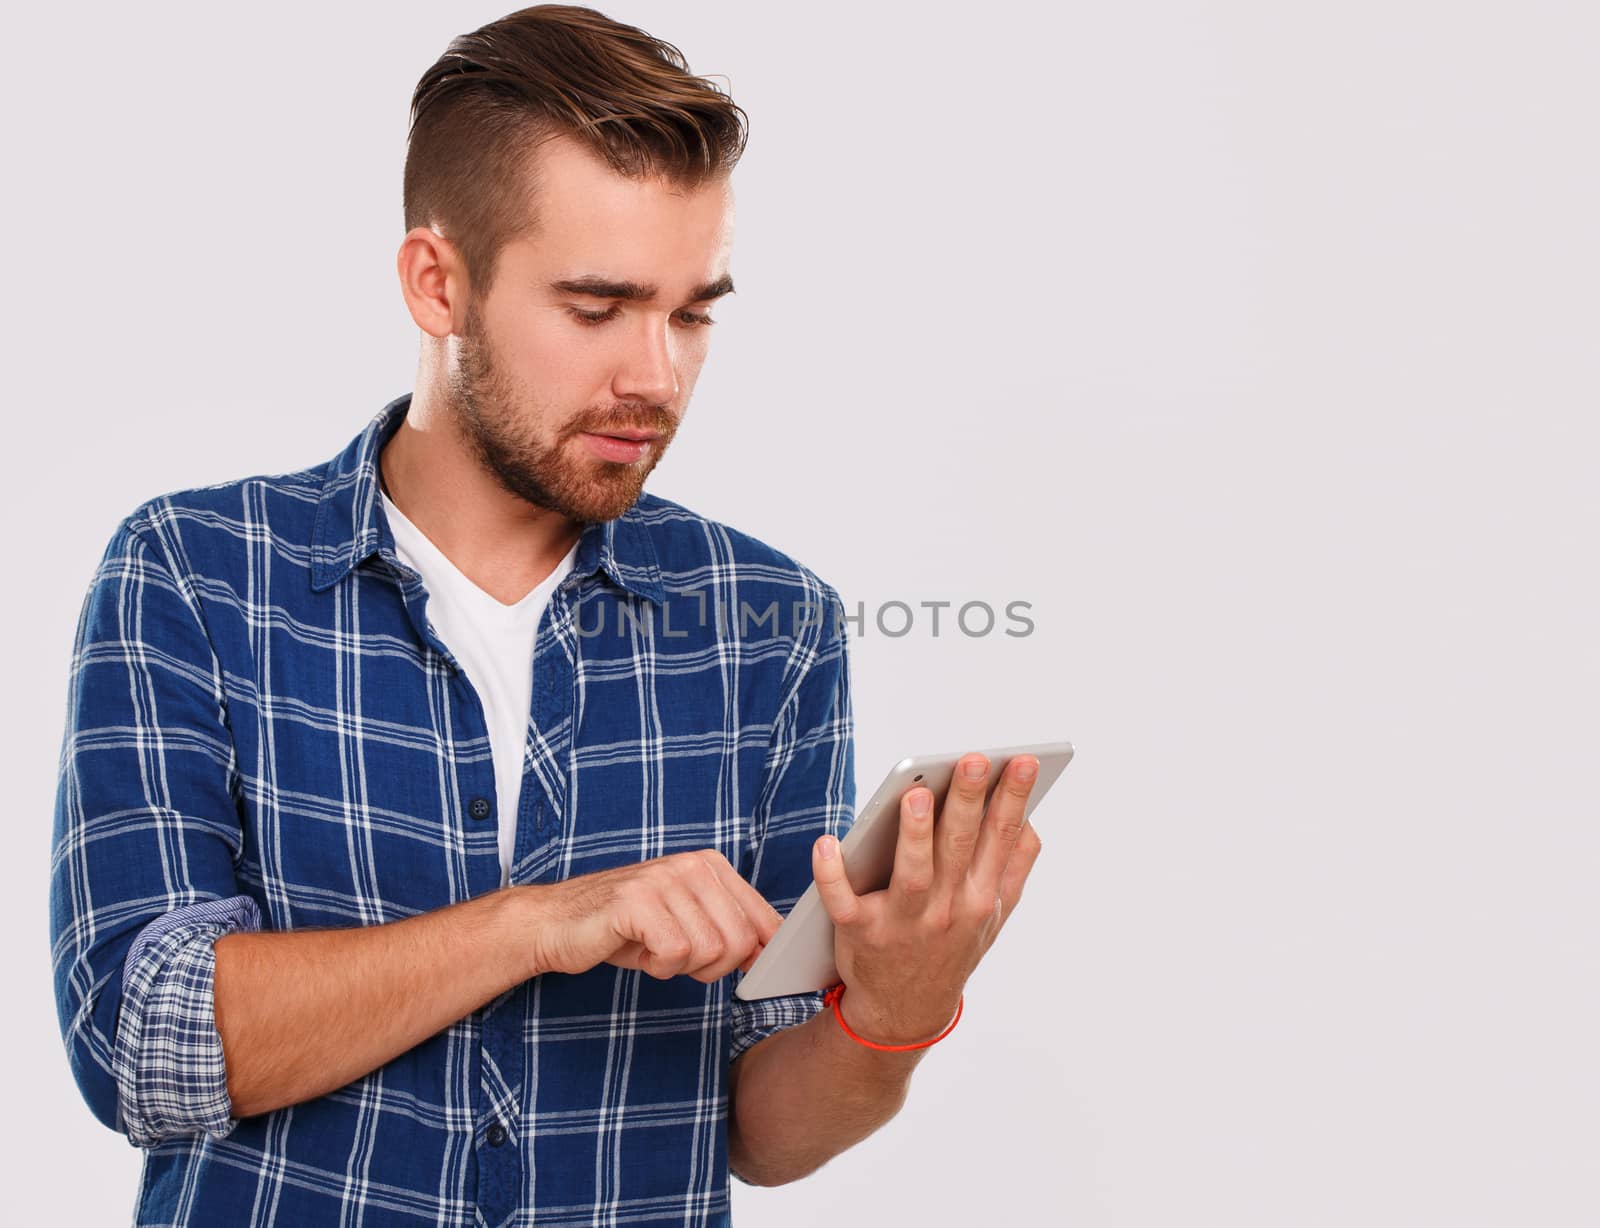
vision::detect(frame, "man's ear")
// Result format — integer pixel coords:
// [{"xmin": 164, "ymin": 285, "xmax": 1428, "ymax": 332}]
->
[{"xmin": 397, "ymin": 226, "xmax": 468, "ymax": 338}]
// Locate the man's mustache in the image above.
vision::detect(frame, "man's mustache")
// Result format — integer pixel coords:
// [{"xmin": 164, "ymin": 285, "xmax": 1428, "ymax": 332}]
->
[{"xmin": 571, "ymin": 408, "xmax": 677, "ymax": 437}]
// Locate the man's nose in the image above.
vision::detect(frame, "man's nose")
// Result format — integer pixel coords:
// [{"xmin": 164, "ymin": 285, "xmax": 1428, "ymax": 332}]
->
[{"xmin": 613, "ymin": 318, "xmax": 679, "ymax": 407}]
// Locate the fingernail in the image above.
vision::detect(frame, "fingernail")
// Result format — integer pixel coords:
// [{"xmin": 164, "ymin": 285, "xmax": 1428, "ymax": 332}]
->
[
  {"xmin": 1015, "ymin": 757, "xmax": 1037, "ymax": 782},
  {"xmin": 818, "ymin": 835, "xmax": 836, "ymax": 859},
  {"xmin": 908, "ymin": 789, "xmax": 930, "ymax": 816},
  {"xmin": 963, "ymin": 757, "xmax": 987, "ymax": 780}
]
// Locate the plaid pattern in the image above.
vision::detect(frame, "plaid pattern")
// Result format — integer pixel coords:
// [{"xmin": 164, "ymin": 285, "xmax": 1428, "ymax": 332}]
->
[
  {"xmin": 49, "ymin": 395, "xmax": 856, "ymax": 1227},
  {"xmin": 115, "ymin": 894, "xmax": 263, "ymax": 1146}
]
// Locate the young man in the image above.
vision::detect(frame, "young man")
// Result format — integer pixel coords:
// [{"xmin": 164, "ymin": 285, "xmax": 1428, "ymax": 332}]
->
[{"xmin": 49, "ymin": 7, "xmax": 1043, "ymax": 1224}]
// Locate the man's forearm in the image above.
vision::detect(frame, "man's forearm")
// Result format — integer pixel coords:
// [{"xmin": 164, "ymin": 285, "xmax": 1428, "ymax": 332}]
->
[
  {"xmin": 727, "ymin": 1000, "xmax": 929, "ymax": 1187},
  {"xmin": 213, "ymin": 886, "xmax": 541, "ymax": 1119}
]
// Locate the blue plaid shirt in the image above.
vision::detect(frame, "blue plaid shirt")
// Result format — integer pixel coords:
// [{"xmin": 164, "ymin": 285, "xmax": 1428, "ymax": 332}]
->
[{"xmin": 49, "ymin": 395, "xmax": 856, "ymax": 1227}]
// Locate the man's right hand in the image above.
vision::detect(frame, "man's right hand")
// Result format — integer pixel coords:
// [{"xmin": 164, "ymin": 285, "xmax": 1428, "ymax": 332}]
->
[
  {"xmin": 527, "ymin": 850, "xmax": 785, "ymax": 983},
  {"xmin": 209, "ymin": 850, "xmax": 782, "ymax": 1120}
]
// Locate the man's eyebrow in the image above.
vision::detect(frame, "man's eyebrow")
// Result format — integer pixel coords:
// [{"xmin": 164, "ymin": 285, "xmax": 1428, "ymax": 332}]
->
[{"xmin": 548, "ymin": 274, "xmax": 735, "ymax": 303}]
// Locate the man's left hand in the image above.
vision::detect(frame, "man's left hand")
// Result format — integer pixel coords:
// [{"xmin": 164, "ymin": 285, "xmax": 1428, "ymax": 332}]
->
[{"xmin": 810, "ymin": 752, "xmax": 1043, "ymax": 1046}]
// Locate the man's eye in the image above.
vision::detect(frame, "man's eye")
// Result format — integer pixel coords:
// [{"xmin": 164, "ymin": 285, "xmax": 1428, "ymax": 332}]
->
[{"xmin": 566, "ymin": 306, "xmax": 717, "ymax": 328}]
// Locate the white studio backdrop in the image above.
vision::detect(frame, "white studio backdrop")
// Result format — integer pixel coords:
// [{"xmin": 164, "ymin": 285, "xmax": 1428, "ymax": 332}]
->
[{"xmin": 4, "ymin": 2, "xmax": 1596, "ymax": 1224}]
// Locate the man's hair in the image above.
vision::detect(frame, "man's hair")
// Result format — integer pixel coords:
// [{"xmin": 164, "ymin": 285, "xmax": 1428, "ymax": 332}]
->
[{"xmin": 403, "ymin": 4, "xmax": 748, "ymax": 297}]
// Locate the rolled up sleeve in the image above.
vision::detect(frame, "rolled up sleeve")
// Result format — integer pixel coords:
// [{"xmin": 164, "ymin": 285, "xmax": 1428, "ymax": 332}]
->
[
  {"xmin": 49, "ymin": 515, "xmax": 258, "ymax": 1148},
  {"xmin": 729, "ymin": 583, "xmax": 856, "ymax": 1065},
  {"xmin": 114, "ymin": 895, "xmax": 262, "ymax": 1147}
]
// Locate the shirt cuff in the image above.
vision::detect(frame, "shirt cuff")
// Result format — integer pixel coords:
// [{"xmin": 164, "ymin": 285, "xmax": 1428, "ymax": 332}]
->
[
  {"xmin": 113, "ymin": 895, "xmax": 263, "ymax": 1148},
  {"xmin": 729, "ymin": 987, "xmax": 827, "ymax": 1065}
]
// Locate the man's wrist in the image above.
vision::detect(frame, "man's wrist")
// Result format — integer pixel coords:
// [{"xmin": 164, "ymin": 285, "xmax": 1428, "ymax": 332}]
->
[
  {"xmin": 830, "ymin": 984, "xmax": 962, "ymax": 1050},
  {"xmin": 494, "ymin": 884, "xmax": 554, "ymax": 981}
]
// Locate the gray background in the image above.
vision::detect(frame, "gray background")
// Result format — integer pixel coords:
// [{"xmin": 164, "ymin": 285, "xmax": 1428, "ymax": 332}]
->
[{"xmin": 5, "ymin": 2, "xmax": 1596, "ymax": 1224}]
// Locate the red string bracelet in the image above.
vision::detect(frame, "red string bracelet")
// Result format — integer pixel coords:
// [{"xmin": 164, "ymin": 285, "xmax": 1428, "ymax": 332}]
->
[{"xmin": 822, "ymin": 983, "xmax": 963, "ymax": 1052}]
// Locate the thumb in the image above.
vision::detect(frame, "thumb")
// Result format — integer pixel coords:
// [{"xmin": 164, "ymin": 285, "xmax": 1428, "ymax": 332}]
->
[
  {"xmin": 606, "ymin": 939, "xmax": 650, "ymax": 972},
  {"xmin": 811, "ymin": 834, "xmax": 861, "ymax": 927}
]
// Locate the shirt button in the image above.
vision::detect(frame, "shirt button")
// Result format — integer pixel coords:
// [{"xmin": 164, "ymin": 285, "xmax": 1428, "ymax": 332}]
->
[
  {"xmin": 468, "ymin": 797, "xmax": 492, "ymax": 821},
  {"xmin": 487, "ymin": 1122, "xmax": 507, "ymax": 1147}
]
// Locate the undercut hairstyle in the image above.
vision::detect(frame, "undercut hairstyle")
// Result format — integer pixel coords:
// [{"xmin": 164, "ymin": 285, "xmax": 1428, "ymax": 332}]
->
[{"xmin": 403, "ymin": 4, "xmax": 749, "ymax": 297}]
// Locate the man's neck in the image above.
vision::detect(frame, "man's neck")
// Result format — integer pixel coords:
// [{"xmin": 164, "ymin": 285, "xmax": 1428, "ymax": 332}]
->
[{"xmin": 380, "ymin": 392, "xmax": 583, "ymax": 607}]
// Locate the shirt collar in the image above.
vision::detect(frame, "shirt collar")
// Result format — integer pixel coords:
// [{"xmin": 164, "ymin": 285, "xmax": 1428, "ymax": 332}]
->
[{"xmin": 310, "ymin": 394, "xmax": 666, "ymax": 605}]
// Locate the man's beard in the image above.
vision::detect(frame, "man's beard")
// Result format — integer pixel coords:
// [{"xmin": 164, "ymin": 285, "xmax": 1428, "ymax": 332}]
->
[{"xmin": 447, "ymin": 303, "xmax": 678, "ymax": 524}]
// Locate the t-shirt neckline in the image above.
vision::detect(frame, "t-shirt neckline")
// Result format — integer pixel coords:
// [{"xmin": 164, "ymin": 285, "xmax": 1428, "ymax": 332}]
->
[{"xmin": 380, "ymin": 489, "xmax": 577, "ymax": 619}]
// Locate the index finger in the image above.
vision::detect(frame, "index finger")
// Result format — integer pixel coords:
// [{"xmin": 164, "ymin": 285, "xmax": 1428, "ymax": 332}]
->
[
  {"xmin": 704, "ymin": 850, "xmax": 785, "ymax": 944},
  {"xmin": 888, "ymin": 785, "xmax": 936, "ymax": 915}
]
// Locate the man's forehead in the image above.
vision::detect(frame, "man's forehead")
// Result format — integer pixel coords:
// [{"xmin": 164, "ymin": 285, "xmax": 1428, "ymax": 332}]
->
[{"xmin": 529, "ymin": 136, "xmax": 733, "ymax": 215}]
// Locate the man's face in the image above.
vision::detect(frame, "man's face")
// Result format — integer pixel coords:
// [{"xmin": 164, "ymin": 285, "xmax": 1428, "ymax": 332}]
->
[{"xmin": 447, "ymin": 133, "xmax": 735, "ymax": 523}]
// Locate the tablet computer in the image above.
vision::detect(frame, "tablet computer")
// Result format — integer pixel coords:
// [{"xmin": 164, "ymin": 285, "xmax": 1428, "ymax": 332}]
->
[{"xmin": 734, "ymin": 740, "xmax": 1074, "ymax": 1000}]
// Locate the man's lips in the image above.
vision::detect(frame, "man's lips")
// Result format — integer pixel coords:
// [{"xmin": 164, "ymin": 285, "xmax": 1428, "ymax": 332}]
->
[{"xmin": 578, "ymin": 431, "xmax": 660, "ymax": 462}]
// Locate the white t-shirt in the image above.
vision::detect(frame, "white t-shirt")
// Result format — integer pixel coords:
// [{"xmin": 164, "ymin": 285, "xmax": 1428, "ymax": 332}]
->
[{"xmin": 381, "ymin": 490, "xmax": 579, "ymax": 888}]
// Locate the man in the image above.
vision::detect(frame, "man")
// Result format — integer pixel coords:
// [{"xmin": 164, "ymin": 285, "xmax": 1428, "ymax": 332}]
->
[{"xmin": 49, "ymin": 6, "xmax": 1044, "ymax": 1224}]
